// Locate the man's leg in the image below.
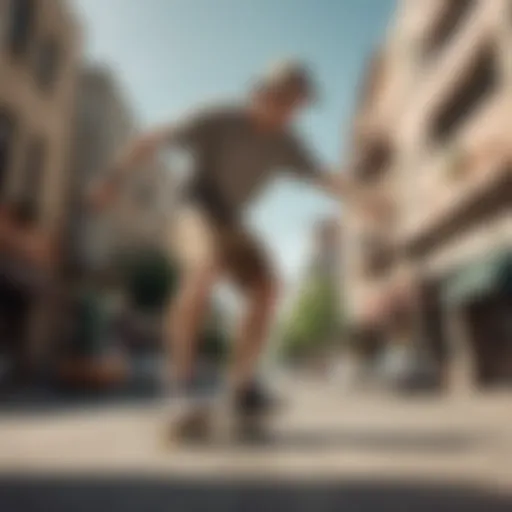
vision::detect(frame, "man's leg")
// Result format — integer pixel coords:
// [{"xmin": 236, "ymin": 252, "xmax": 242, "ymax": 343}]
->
[
  {"xmin": 222, "ymin": 231, "xmax": 279, "ymax": 405},
  {"xmin": 166, "ymin": 265, "xmax": 218, "ymax": 389},
  {"xmin": 166, "ymin": 206, "xmax": 221, "ymax": 394}
]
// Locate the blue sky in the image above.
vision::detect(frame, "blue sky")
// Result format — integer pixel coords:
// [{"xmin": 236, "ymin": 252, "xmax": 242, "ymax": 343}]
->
[{"xmin": 72, "ymin": 0, "xmax": 394, "ymax": 288}]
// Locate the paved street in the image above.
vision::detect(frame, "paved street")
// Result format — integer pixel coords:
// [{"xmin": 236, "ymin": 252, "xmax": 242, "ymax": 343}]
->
[{"xmin": 0, "ymin": 377, "xmax": 511, "ymax": 510}]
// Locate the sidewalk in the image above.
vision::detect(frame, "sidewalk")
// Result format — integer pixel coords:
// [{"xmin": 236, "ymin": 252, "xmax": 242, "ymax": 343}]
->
[
  {"xmin": 0, "ymin": 378, "xmax": 510, "ymax": 487},
  {"xmin": 1, "ymin": 377, "xmax": 511, "ymax": 510}
]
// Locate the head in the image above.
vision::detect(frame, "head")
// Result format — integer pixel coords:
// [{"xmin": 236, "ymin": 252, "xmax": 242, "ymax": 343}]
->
[{"xmin": 250, "ymin": 60, "xmax": 318, "ymax": 129}]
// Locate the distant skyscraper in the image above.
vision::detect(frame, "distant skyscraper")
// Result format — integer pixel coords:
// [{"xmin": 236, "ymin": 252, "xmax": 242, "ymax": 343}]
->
[{"xmin": 309, "ymin": 217, "xmax": 342, "ymax": 281}]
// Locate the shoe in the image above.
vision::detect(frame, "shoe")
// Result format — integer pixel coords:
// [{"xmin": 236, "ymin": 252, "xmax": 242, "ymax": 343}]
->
[{"xmin": 234, "ymin": 380, "xmax": 281, "ymax": 417}]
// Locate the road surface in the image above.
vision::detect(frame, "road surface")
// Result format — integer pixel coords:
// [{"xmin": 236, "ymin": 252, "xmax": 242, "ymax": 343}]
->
[{"xmin": 0, "ymin": 376, "xmax": 511, "ymax": 510}]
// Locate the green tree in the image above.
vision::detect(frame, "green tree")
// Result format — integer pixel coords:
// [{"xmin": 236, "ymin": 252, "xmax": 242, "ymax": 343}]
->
[
  {"xmin": 123, "ymin": 248, "xmax": 178, "ymax": 313},
  {"xmin": 118, "ymin": 246, "xmax": 229, "ymax": 362},
  {"xmin": 279, "ymin": 275, "xmax": 343, "ymax": 361}
]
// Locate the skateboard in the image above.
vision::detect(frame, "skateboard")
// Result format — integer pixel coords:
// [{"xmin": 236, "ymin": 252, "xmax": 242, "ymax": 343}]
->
[{"xmin": 163, "ymin": 398, "xmax": 276, "ymax": 447}]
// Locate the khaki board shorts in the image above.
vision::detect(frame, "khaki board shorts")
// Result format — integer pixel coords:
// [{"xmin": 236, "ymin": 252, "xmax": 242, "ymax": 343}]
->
[{"xmin": 169, "ymin": 204, "xmax": 273, "ymax": 289}]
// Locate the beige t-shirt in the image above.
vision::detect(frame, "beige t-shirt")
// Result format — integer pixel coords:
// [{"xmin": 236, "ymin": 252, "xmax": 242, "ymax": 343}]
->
[{"xmin": 172, "ymin": 103, "xmax": 323, "ymax": 222}]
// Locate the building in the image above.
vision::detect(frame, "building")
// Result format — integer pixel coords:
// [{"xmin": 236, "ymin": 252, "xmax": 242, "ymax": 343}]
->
[
  {"xmin": 342, "ymin": 44, "xmax": 405, "ymax": 357},
  {"xmin": 343, "ymin": 0, "xmax": 512, "ymax": 387},
  {"xmin": 309, "ymin": 217, "xmax": 342, "ymax": 280},
  {"xmin": 0, "ymin": 0, "xmax": 81, "ymax": 378},
  {"xmin": 114, "ymin": 158, "xmax": 175, "ymax": 253},
  {"xmin": 66, "ymin": 64, "xmax": 174, "ymax": 280},
  {"xmin": 66, "ymin": 64, "xmax": 136, "ymax": 276}
]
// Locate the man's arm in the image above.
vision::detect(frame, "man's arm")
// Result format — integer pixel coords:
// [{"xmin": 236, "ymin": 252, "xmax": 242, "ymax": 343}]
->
[
  {"xmin": 284, "ymin": 134, "xmax": 356, "ymax": 201},
  {"xmin": 284, "ymin": 135, "xmax": 388, "ymax": 219},
  {"xmin": 109, "ymin": 125, "xmax": 177, "ymax": 176},
  {"xmin": 90, "ymin": 105, "xmax": 221, "ymax": 210},
  {"xmin": 88, "ymin": 124, "xmax": 176, "ymax": 210},
  {"xmin": 316, "ymin": 170, "xmax": 392, "ymax": 221}
]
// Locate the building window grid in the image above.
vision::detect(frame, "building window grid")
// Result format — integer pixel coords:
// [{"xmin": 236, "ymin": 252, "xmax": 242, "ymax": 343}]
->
[
  {"xmin": 423, "ymin": 0, "xmax": 476, "ymax": 62},
  {"xmin": 430, "ymin": 41, "xmax": 499, "ymax": 146}
]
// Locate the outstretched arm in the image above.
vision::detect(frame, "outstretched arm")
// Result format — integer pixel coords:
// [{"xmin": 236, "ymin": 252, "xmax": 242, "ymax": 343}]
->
[
  {"xmin": 284, "ymin": 134, "xmax": 356, "ymax": 201},
  {"xmin": 110, "ymin": 124, "xmax": 180, "ymax": 176},
  {"xmin": 284, "ymin": 135, "xmax": 388, "ymax": 219},
  {"xmin": 88, "ymin": 124, "xmax": 176, "ymax": 210},
  {"xmin": 89, "ymin": 104, "xmax": 220, "ymax": 210},
  {"xmin": 314, "ymin": 169, "xmax": 390, "ymax": 219}
]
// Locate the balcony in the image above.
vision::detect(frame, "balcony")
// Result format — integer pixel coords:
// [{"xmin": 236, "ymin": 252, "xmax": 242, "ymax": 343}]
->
[
  {"xmin": 430, "ymin": 41, "xmax": 498, "ymax": 145},
  {"xmin": 423, "ymin": 0, "xmax": 476, "ymax": 62}
]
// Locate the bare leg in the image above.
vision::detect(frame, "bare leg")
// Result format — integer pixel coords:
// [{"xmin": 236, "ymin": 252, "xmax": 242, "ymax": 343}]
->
[
  {"xmin": 165, "ymin": 265, "xmax": 218, "ymax": 389},
  {"xmin": 229, "ymin": 277, "xmax": 278, "ymax": 393}
]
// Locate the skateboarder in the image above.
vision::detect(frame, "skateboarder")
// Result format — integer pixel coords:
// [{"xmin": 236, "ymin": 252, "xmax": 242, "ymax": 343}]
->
[{"xmin": 91, "ymin": 60, "xmax": 378, "ymax": 423}]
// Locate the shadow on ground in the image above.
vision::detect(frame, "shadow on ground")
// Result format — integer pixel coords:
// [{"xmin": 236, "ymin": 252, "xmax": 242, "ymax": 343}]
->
[
  {"xmin": 0, "ymin": 375, "xmax": 218, "ymax": 418},
  {"xmin": 0, "ymin": 477, "xmax": 510, "ymax": 512},
  {"xmin": 257, "ymin": 428, "xmax": 487, "ymax": 454},
  {"xmin": 0, "ymin": 385, "xmax": 164, "ymax": 417}
]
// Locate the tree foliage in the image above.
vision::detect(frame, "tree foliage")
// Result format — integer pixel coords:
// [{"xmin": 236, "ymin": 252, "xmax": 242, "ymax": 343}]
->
[
  {"xmin": 279, "ymin": 274, "xmax": 343, "ymax": 360},
  {"xmin": 117, "ymin": 247, "xmax": 229, "ymax": 362},
  {"xmin": 123, "ymin": 248, "xmax": 178, "ymax": 313}
]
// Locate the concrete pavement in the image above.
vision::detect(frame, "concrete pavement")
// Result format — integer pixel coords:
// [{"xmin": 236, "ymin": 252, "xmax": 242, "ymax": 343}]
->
[{"xmin": 0, "ymin": 377, "xmax": 511, "ymax": 510}]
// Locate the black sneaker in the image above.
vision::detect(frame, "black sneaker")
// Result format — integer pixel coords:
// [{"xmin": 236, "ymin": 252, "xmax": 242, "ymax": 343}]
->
[{"xmin": 234, "ymin": 381, "xmax": 281, "ymax": 417}]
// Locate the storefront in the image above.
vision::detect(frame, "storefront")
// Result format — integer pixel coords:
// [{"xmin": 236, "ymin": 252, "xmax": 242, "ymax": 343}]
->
[
  {"xmin": 0, "ymin": 205, "xmax": 56, "ymax": 385},
  {"xmin": 402, "ymin": 157, "xmax": 512, "ymax": 389},
  {"xmin": 442, "ymin": 249, "xmax": 512, "ymax": 386},
  {"xmin": 0, "ymin": 257, "xmax": 49, "ymax": 384}
]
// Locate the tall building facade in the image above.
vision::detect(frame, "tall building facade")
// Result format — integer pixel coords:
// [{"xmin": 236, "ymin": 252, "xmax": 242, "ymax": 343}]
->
[
  {"xmin": 0, "ymin": 0, "xmax": 80, "ymax": 230},
  {"xmin": 67, "ymin": 64, "xmax": 173, "ymax": 278},
  {"xmin": 343, "ymin": 0, "xmax": 512, "ymax": 386},
  {"xmin": 67, "ymin": 64, "xmax": 137, "ymax": 275},
  {"xmin": 0, "ymin": 0, "xmax": 81, "ymax": 372}
]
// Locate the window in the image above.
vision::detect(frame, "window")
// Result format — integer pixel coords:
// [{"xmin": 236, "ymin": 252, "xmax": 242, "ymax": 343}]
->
[
  {"xmin": 424, "ymin": 0, "xmax": 475, "ymax": 59},
  {"xmin": 20, "ymin": 136, "xmax": 46, "ymax": 219},
  {"xmin": 6, "ymin": 0, "xmax": 36, "ymax": 57},
  {"xmin": 34, "ymin": 37, "xmax": 61, "ymax": 92},
  {"xmin": 431, "ymin": 43, "xmax": 498, "ymax": 144},
  {"xmin": 0, "ymin": 109, "xmax": 17, "ymax": 197}
]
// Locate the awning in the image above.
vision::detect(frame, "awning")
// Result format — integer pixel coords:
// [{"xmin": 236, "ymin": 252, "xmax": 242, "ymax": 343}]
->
[{"xmin": 442, "ymin": 250, "xmax": 512, "ymax": 307}]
